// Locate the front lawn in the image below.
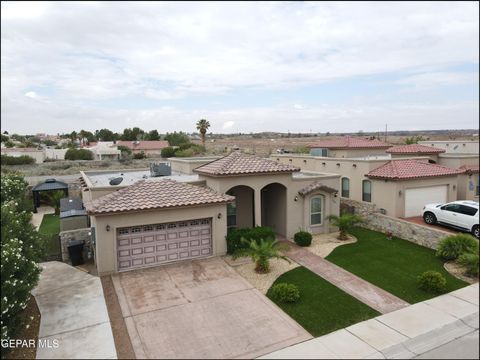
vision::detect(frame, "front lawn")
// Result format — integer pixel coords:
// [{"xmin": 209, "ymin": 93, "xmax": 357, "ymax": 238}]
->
[
  {"xmin": 267, "ymin": 267, "xmax": 380, "ymax": 337},
  {"xmin": 38, "ymin": 214, "xmax": 60, "ymax": 255},
  {"xmin": 326, "ymin": 228, "xmax": 468, "ymax": 304}
]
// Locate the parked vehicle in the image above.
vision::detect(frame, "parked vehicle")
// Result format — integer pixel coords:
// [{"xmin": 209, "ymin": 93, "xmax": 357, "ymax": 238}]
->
[{"xmin": 423, "ymin": 201, "xmax": 479, "ymax": 238}]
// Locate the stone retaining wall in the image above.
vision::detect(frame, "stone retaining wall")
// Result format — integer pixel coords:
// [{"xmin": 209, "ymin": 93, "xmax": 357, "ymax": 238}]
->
[
  {"xmin": 59, "ymin": 227, "xmax": 93, "ymax": 263},
  {"xmin": 340, "ymin": 198, "xmax": 452, "ymax": 249}
]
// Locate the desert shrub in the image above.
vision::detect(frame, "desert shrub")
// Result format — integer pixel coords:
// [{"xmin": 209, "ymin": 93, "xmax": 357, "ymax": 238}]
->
[
  {"xmin": 175, "ymin": 148, "xmax": 195, "ymax": 157},
  {"xmin": 294, "ymin": 231, "xmax": 312, "ymax": 247},
  {"xmin": 64, "ymin": 148, "xmax": 93, "ymax": 160},
  {"xmin": 161, "ymin": 146, "xmax": 176, "ymax": 158},
  {"xmin": 226, "ymin": 226, "xmax": 275, "ymax": 254},
  {"xmin": 1, "ymin": 174, "xmax": 44, "ymax": 342},
  {"xmin": 436, "ymin": 234, "xmax": 479, "ymax": 261},
  {"xmin": 133, "ymin": 151, "xmax": 146, "ymax": 159},
  {"xmin": 117, "ymin": 145, "xmax": 132, "ymax": 156},
  {"xmin": 457, "ymin": 253, "xmax": 479, "ymax": 277},
  {"xmin": 417, "ymin": 271, "xmax": 447, "ymax": 293},
  {"xmin": 269, "ymin": 283, "xmax": 300, "ymax": 303},
  {"xmin": 1, "ymin": 155, "xmax": 35, "ymax": 165}
]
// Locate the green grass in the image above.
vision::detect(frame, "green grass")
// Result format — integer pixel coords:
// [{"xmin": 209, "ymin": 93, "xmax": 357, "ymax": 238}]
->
[
  {"xmin": 267, "ymin": 267, "xmax": 380, "ymax": 336},
  {"xmin": 326, "ymin": 228, "xmax": 468, "ymax": 304},
  {"xmin": 38, "ymin": 214, "xmax": 60, "ymax": 255}
]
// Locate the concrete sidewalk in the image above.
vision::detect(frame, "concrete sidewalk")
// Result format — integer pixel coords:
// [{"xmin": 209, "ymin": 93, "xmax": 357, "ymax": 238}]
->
[
  {"xmin": 260, "ymin": 283, "xmax": 479, "ymax": 359},
  {"xmin": 33, "ymin": 262, "xmax": 117, "ymax": 359},
  {"xmin": 283, "ymin": 241, "xmax": 409, "ymax": 314},
  {"xmin": 30, "ymin": 206, "xmax": 55, "ymax": 230}
]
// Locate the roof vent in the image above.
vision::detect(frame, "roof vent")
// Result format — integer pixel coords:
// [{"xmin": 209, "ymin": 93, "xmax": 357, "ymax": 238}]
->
[
  {"xmin": 109, "ymin": 177, "xmax": 123, "ymax": 186},
  {"xmin": 150, "ymin": 162, "xmax": 171, "ymax": 177}
]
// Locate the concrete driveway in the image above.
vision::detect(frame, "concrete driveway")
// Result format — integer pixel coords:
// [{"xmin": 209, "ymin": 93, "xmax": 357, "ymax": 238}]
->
[{"xmin": 111, "ymin": 257, "xmax": 311, "ymax": 359}]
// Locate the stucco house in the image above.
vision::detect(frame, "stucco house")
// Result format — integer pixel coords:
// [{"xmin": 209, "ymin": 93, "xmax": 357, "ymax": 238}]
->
[
  {"xmin": 84, "ymin": 142, "xmax": 121, "ymax": 160},
  {"xmin": 418, "ymin": 140, "xmax": 479, "ymax": 154},
  {"xmin": 386, "ymin": 144, "xmax": 445, "ymax": 163},
  {"xmin": 83, "ymin": 152, "xmax": 341, "ymax": 275},
  {"xmin": 1, "ymin": 147, "xmax": 45, "ymax": 163},
  {"xmin": 116, "ymin": 140, "xmax": 169, "ymax": 157},
  {"xmin": 309, "ymin": 136, "xmax": 391, "ymax": 158}
]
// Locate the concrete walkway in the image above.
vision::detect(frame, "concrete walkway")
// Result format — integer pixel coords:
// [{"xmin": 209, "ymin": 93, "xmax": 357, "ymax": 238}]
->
[
  {"xmin": 260, "ymin": 283, "xmax": 479, "ymax": 359},
  {"xmin": 30, "ymin": 206, "xmax": 55, "ymax": 230},
  {"xmin": 33, "ymin": 262, "xmax": 117, "ymax": 359},
  {"xmin": 283, "ymin": 241, "xmax": 409, "ymax": 314}
]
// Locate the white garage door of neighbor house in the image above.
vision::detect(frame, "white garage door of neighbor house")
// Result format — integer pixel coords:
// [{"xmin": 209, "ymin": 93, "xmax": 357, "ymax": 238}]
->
[
  {"xmin": 116, "ymin": 218, "xmax": 212, "ymax": 271},
  {"xmin": 404, "ymin": 186, "xmax": 448, "ymax": 217}
]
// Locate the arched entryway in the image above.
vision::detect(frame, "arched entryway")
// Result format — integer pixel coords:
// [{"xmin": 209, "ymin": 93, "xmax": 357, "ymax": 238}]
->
[
  {"xmin": 226, "ymin": 185, "xmax": 255, "ymax": 231},
  {"xmin": 261, "ymin": 183, "xmax": 287, "ymax": 237}
]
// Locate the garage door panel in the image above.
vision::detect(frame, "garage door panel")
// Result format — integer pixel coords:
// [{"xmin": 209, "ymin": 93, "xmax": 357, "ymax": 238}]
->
[
  {"xmin": 405, "ymin": 186, "xmax": 448, "ymax": 217},
  {"xmin": 117, "ymin": 218, "xmax": 213, "ymax": 271}
]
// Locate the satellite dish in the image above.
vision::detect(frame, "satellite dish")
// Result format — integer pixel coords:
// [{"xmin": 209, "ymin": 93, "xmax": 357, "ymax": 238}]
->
[{"xmin": 109, "ymin": 177, "xmax": 123, "ymax": 186}]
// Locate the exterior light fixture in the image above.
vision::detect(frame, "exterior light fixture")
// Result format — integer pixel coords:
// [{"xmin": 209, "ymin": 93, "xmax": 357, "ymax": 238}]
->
[
  {"xmin": 336, "ymin": 163, "xmax": 340, "ymax": 167},
  {"xmin": 352, "ymin": 164, "xmax": 357, "ymax": 168},
  {"xmin": 453, "ymin": 185, "xmax": 456, "ymax": 190},
  {"xmin": 334, "ymin": 192, "xmax": 338, "ymax": 198},
  {"xmin": 106, "ymin": 225, "xmax": 110, "ymax": 232},
  {"xmin": 294, "ymin": 195, "xmax": 299, "ymax": 201},
  {"xmin": 217, "ymin": 213, "xmax": 222, "ymax": 219},
  {"xmin": 398, "ymin": 190, "xmax": 402, "ymax": 197}
]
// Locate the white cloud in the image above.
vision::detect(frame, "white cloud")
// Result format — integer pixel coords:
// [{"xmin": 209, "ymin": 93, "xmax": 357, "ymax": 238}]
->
[
  {"xmin": 293, "ymin": 104, "xmax": 305, "ymax": 110},
  {"xmin": 397, "ymin": 71, "xmax": 479, "ymax": 90},
  {"xmin": 24, "ymin": 91, "xmax": 38, "ymax": 99},
  {"xmin": 222, "ymin": 120, "xmax": 235, "ymax": 130},
  {"xmin": 1, "ymin": 1, "xmax": 49, "ymax": 20}
]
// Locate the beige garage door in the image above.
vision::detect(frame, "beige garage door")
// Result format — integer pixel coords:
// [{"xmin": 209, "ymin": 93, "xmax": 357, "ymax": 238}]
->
[
  {"xmin": 404, "ymin": 185, "xmax": 448, "ymax": 217},
  {"xmin": 116, "ymin": 218, "xmax": 212, "ymax": 271}
]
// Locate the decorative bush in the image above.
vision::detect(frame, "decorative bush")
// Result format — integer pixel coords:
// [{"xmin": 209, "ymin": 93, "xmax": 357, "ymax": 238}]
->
[
  {"xmin": 133, "ymin": 151, "xmax": 146, "ymax": 159},
  {"xmin": 294, "ymin": 231, "xmax": 312, "ymax": 247},
  {"xmin": 417, "ymin": 271, "xmax": 447, "ymax": 293},
  {"xmin": 1, "ymin": 154, "xmax": 35, "ymax": 165},
  {"xmin": 436, "ymin": 234, "xmax": 479, "ymax": 261},
  {"xmin": 226, "ymin": 226, "xmax": 275, "ymax": 254},
  {"xmin": 270, "ymin": 283, "xmax": 300, "ymax": 303},
  {"xmin": 457, "ymin": 253, "xmax": 479, "ymax": 277},
  {"xmin": 161, "ymin": 146, "xmax": 176, "ymax": 158},
  {"xmin": 1, "ymin": 174, "xmax": 44, "ymax": 342},
  {"xmin": 64, "ymin": 148, "xmax": 94, "ymax": 160},
  {"xmin": 327, "ymin": 214, "xmax": 364, "ymax": 240}
]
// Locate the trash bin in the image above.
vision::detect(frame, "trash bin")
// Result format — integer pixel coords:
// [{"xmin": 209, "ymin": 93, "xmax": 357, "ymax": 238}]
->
[{"xmin": 68, "ymin": 240, "xmax": 85, "ymax": 266}]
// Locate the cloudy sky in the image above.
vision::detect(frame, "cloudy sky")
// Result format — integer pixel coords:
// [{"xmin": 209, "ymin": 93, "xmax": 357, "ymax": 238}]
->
[{"xmin": 1, "ymin": 1, "xmax": 479, "ymax": 135}]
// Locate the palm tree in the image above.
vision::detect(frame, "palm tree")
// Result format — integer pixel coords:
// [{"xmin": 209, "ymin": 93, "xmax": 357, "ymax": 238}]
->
[
  {"xmin": 327, "ymin": 214, "xmax": 364, "ymax": 240},
  {"xmin": 196, "ymin": 119, "xmax": 210, "ymax": 147},
  {"xmin": 43, "ymin": 190, "xmax": 65, "ymax": 215},
  {"xmin": 79, "ymin": 130, "xmax": 88, "ymax": 146},
  {"xmin": 232, "ymin": 238, "xmax": 290, "ymax": 273}
]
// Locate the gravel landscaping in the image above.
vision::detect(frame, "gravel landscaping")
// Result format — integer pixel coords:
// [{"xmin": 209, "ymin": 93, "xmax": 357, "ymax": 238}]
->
[
  {"xmin": 444, "ymin": 262, "xmax": 478, "ymax": 285},
  {"xmin": 306, "ymin": 232, "xmax": 357, "ymax": 258},
  {"xmin": 226, "ymin": 256, "xmax": 300, "ymax": 294}
]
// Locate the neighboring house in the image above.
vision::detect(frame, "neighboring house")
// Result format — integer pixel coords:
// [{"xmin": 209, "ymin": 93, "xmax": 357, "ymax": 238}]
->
[
  {"xmin": 308, "ymin": 136, "xmax": 391, "ymax": 158},
  {"xmin": 84, "ymin": 141, "xmax": 121, "ymax": 160},
  {"xmin": 115, "ymin": 140, "xmax": 169, "ymax": 157},
  {"xmin": 386, "ymin": 144, "xmax": 445, "ymax": 163},
  {"xmin": 60, "ymin": 197, "xmax": 88, "ymax": 231},
  {"xmin": 1, "ymin": 147, "xmax": 45, "ymax": 163},
  {"xmin": 45, "ymin": 148, "xmax": 68, "ymax": 160},
  {"xmin": 418, "ymin": 140, "xmax": 479, "ymax": 154},
  {"xmin": 83, "ymin": 152, "xmax": 341, "ymax": 275},
  {"xmin": 458, "ymin": 165, "xmax": 480, "ymax": 201},
  {"xmin": 273, "ymin": 154, "xmax": 464, "ymax": 218}
]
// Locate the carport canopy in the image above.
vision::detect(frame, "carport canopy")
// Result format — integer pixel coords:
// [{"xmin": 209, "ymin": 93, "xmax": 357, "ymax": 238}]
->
[{"xmin": 32, "ymin": 178, "xmax": 68, "ymax": 213}]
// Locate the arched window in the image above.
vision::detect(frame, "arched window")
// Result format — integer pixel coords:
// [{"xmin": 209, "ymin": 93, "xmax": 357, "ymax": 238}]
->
[
  {"xmin": 341, "ymin": 177, "xmax": 350, "ymax": 198},
  {"xmin": 362, "ymin": 180, "xmax": 372, "ymax": 202},
  {"xmin": 310, "ymin": 196, "xmax": 324, "ymax": 225}
]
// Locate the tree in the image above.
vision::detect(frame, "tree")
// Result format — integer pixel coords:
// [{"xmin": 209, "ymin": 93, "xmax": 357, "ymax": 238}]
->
[
  {"xmin": 42, "ymin": 190, "xmax": 64, "ymax": 215},
  {"xmin": 69, "ymin": 131, "xmax": 78, "ymax": 143},
  {"xmin": 405, "ymin": 135, "xmax": 426, "ymax": 144},
  {"xmin": 232, "ymin": 238, "xmax": 290, "ymax": 273},
  {"xmin": 120, "ymin": 127, "xmax": 145, "ymax": 141},
  {"xmin": 117, "ymin": 145, "xmax": 132, "ymax": 158},
  {"xmin": 64, "ymin": 148, "xmax": 94, "ymax": 160},
  {"xmin": 146, "ymin": 130, "xmax": 160, "ymax": 141},
  {"xmin": 327, "ymin": 214, "xmax": 364, "ymax": 240},
  {"xmin": 97, "ymin": 128, "xmax": 116, "ymax": 142},
  {"xmin": 1, "ymin": 134, "xmax": 9, "ymax": 143},
  {"xmin": 164, "ymin": 131, "xmax": 190, "ymax": 146},
  {"xmin": 196, "ymin": 119, "xmax": 210, "ymax": 147}
]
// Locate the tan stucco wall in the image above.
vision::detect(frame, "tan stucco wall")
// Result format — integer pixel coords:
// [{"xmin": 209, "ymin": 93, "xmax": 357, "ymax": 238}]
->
[
  {"xmin": 169, "ymin": 157, "xmax": 221, "ymax": 175},
  {"xmin": 391, "ymin": 153, "xmax": 439, "ymax": 163},
  {"xmin": 437, "ymin": 154, "xmax": 480, "ymax": 168},
  {"xmin": 201, "ymin": 172, "xmax": 340, "ymax": 238},
  {"xmin": 418, "ymin": 141, "xmax": 479, "ymax": 154},
  {"xmin": 1, "ymin": 150, "xmax": 45, "ymax": 163},
  {"xmin": 458, "ymin": 173, "xmax": 480, "ymax": 201},
  {"xmin": 92, "ymin": 204, "xmax": 227, "ymax": 275},
  {"xmin": 329, "ymin": 148, "xmax": 389, "ymax": 158}
]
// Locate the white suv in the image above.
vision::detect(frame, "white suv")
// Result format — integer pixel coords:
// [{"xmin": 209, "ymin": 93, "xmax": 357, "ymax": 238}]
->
[{"xmin": 423, "ymin": 201, "xmax": 479, "ymax": 238}]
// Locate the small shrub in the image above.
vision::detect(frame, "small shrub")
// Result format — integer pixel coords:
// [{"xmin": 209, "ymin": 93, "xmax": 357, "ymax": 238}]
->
[
  {"xmin": 64, "ymin": 148, "xmax": 93, "ymax": 160},
  {"xmin": 457, "ymin": 253, "xmax": 479, "ymax": 277},
  {"xmin": 226, "ymin": 226, "xmax": 275, "ymax": 254},
  {"xmin": 175, "ymin": 148, "xmax": 195, "ymax": 157},
  {"xmin": 270, "ymin": 283, "xmax": 300, "ymax": 303},
  {"xmin": 1, "ymin": 155, "xmax": 35, "ymax": 165},
  {"xmin": 417, "ymin": 271, "xmax": 447, "ymax": 293},
  {"xmin": 133, "ymin": 151, "xmax": 146, "ymax": 159},
  {"xmin": 436, "ymin": 234, "xmax": 479, "ymax": 261},
  {"xmin": 294, "ymin": 231, "xmax": 312, "ymax": 247},
  {"xmin": 161, "ymin": 146, "xmax": 176, "ymax": 158}
]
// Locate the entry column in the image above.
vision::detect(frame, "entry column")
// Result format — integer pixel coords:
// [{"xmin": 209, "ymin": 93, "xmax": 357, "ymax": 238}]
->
[{"xmin": 254, "ymin": 189, "xmax": 262, "ymax": 227}]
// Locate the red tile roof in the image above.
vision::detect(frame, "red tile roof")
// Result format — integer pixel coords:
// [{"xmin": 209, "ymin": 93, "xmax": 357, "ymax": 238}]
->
[
  {"xmin": 86, "ymin": 179, "xmax": 234, "ymax": 215},
  {"xmin": 459, "ymin": 164, "xmax": 480, "ymax": 174},
  {"xmin": 115, "ymin": 140, "xmax": 169, "ymax": 150},
  {"xmin": 193, "ymin": 151, "xmax": 300, "ymax": 176},
  {"xmin": 366, "ymin": 159, "xmax": 463, "ymax": 180},
  {"xmin": 309, "ymin": 136, "xmax": 391, "ymax": 149},
  {"xmin": 298, "ymin": 181, "xmax": 338, "ymax": 196},
  {"xmin": 386, "ymin": 144, "xmax": 445, "ymax": 154}
]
